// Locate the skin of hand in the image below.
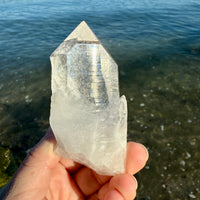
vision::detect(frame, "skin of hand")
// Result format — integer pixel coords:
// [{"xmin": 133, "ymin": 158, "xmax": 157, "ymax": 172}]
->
[{"xmin": 0, "ymin": 128, "xmax": 148, "ymax": 200}]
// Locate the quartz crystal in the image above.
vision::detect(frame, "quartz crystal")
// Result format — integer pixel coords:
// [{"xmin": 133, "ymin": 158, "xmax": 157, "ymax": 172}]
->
[{"xmin": 50, "ymin": 21, "xmax": 127, "ymax": 175}]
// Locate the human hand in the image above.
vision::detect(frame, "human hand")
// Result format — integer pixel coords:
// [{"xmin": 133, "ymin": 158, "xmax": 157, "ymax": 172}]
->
[{"xmin": 1, "ymin": 128, "xmax": 148, "ymax": 200}]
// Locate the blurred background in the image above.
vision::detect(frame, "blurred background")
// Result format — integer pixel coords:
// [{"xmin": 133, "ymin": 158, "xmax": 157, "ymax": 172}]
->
[{"xmin": 0, "ymin": 0, "xmax": 200, "ymax": 199}]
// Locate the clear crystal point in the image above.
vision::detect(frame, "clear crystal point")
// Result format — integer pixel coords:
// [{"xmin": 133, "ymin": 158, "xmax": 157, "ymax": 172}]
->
[{"xmin": 50, "ymin": 21, "xmax": 127, "ymax": 175}]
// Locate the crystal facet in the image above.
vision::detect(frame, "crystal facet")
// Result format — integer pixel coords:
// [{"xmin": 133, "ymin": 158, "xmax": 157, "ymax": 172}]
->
[{"xmin": 50, "ymin": 21, "xmax": 127, "ymax": 175}]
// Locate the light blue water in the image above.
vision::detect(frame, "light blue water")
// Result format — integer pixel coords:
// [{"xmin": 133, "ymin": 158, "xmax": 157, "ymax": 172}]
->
[
  {"xmin": 0, "ymin": 0, "xmax": 200, "ymax": 71},
  {"xmin": 0, "ymin": 0, "xmax": 200, "ymax": 199}
]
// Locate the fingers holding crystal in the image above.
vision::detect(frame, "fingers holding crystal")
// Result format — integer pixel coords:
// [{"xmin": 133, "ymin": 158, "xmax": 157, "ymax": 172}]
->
[{"xmin": 71, "ymin": 142, "xmax": 147, "ymax": 198}]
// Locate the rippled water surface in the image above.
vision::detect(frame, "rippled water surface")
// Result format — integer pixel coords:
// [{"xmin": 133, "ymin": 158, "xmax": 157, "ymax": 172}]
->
[{"xmin": 0, "ymin": 0, "xmax": 200, "ymax": 199}]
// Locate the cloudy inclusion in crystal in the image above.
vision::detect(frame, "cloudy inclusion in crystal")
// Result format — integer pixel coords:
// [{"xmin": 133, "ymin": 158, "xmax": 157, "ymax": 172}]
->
[
  {"xmin": 67, "ymin": 43, "xmax": 109, "ymax": 110},
  {"xmin": 50, "ymin": 21, "xmax": 127, "ymax": 175}
]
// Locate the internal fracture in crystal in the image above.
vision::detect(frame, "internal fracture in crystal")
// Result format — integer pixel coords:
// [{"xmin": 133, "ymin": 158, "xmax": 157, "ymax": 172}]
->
[{"xmin": 50, "ymin": 21, "xmax": 127, "ymax": 175}]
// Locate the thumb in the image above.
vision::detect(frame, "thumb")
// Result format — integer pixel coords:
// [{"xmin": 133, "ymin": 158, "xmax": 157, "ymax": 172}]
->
[
  {"xmin": 23, "ymin": 127, "xmax": 58, "ymax": 168},
  {"xmin": 4, "ymin": 128, "xmax": 59, "ymax": 200}
]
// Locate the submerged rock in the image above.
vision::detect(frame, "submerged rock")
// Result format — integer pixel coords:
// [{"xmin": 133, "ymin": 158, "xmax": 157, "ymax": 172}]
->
[{"xmin": 0, "ymin": 147, "xmax": 17, "ymax": 188}]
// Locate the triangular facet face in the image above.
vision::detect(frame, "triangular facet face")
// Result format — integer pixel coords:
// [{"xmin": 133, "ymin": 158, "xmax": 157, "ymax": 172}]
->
[{"xmin": 65, "ymin": 21, "xmax": 99, "ymax": 42}]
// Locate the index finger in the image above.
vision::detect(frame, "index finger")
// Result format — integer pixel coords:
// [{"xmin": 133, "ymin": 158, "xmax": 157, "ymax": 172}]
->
[{"xmin": 70, "ymin": 142, "xmax": 148, "ymax": 197}]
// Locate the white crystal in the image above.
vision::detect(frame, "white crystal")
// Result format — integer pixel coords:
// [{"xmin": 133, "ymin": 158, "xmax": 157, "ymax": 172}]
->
[{"xmin": 50, "ymin": 21, "xmax": 127, "ymax": 175}]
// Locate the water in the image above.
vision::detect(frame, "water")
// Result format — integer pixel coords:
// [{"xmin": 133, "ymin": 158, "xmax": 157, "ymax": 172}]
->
[{"xmin": 0, "ymin": 0, "xmax": 200, "ymax": 199}]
